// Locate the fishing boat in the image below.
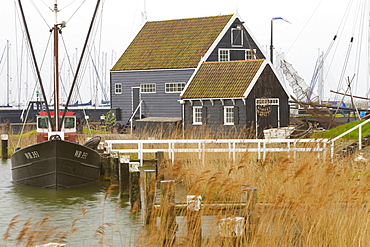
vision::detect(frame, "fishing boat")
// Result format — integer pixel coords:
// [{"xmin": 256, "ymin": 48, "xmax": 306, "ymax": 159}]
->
[{"xmin": 11, "ymin": 0, "xmax": 102, "ymax": 189}]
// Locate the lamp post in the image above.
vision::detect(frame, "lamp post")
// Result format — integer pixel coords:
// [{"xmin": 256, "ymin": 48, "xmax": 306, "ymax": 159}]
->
[{"xmin": 270, "ymin": 17, "xmax": 291, "ymax": 64}]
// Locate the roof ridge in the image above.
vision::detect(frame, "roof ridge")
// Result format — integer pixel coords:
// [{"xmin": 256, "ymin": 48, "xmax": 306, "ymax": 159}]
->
[
  {"xmin": 147, "ymin": 14, "xmax": 234, "ymax": 23},
  {"xmin": 203, "ymin": 59, "xmax": 265, "ymax": 64}
]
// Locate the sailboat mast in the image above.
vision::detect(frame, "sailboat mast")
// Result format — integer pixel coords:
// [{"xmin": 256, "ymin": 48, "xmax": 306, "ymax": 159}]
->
[
  {"xmin": 53, "ymin": 1, "xmax": 60, "ymax": 131},
  {"xmin": 6, "ymin": 40, "xmax": 10, "ymax": 107}
]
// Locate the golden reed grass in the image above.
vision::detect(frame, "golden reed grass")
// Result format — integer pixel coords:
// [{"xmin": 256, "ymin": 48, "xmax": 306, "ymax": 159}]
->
[{"xmin": 3, "ymin": 127, "xmax": 370, "ymax": 246}]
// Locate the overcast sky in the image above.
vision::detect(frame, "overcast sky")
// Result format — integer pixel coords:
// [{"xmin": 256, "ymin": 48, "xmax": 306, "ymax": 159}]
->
[{"xmin": 0, "ymin": 0, "xmax": 368, "ymax": 106}]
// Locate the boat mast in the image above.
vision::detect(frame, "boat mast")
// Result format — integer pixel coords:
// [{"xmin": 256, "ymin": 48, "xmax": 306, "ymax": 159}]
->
[
  {"xmin": 17, "ymin": 0, "xmax": 53, "ymax": 126},
  {"xmin": 6, "ymin": 40, "xmax": 10, "ymax": 107},
  {"xmin": 59, "ymin": 0, "xmax": 102, "ymax": 129},
  {"xmin": 53, "ymin": 0, "xmax": 60, "ymax": 131}
]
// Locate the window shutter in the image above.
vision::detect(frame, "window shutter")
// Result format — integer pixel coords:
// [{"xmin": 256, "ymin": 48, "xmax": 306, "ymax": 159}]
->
[
  {"xmin": 234, "ymin": 106, "xmax": 239, "ymax": 124},
  {"xmin": 202, "ymin": 107, "xmax": 208, "ymax": 124},
  {"xmin": 219, "ymin": 106, "xmax": 224, "ymax": 124}
]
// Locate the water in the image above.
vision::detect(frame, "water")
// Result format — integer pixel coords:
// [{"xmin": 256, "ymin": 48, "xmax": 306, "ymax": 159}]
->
[{"xmin": 0, "ymin": 159, "xmax": 143, "ymax": 246}]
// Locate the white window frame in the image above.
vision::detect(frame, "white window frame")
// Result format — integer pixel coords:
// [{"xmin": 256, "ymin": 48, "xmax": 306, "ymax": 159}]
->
[
  {"xmin": 231, "ymin": 28, "xmax": 243, "ymax": 47},
  {"xmin": 219, "ymin": 49, "xmax": 230, "ymax": 61},
  {"xmin": 193, "ymin": 106, "xmax": 202, "ymax": 125},
  {"xmin": 114, "ymin": 83, "xmax": 122, "ymax": 94},
  {"xmin": 224, "ymin": 106, "xmax": 234, "ymax": 125},
  {"xmin": 165, "ymin": 82, "xmax": 186, "ymax": 93},
  {"xmin": 140, "ymin": 83, "xmax": 156, "ymax": 93},
  {"xmin": 245, "ymin": 49, "xmax": 257, "ymax": 60}
]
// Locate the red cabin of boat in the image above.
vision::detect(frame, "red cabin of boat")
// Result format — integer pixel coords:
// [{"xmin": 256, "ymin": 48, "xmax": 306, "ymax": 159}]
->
[{"xmin": 36, "ymin": 111, "xmax": 77, "ymax": 143}]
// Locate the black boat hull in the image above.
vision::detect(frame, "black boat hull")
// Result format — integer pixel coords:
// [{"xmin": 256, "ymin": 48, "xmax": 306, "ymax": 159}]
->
[{"xmin": 11, "ymin": 140, "xmax": 101, "ymax": 189}]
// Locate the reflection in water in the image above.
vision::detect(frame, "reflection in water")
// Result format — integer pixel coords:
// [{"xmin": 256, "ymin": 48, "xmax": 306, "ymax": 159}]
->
[{"xmin": 0, "ymin": 159, "xmax": 142, "ymax": 246}]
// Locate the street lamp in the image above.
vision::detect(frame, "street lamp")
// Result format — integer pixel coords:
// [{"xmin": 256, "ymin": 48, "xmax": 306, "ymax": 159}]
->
[{"xmin": 270, "ymin": 17, "xmax": 291, "ymax": 64}]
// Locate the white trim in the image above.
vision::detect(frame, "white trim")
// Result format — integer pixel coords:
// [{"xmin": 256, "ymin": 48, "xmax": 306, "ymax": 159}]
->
[
  {"xmin": 140, "ymin": 83, "xmax": 156, "ymax": 93},
  {"xmin": 218, "ymin": 49, "xmax": 230, "ymax": 61},
  {"xmin": 165, "ymin": 82, "xmax": 186, "ymax": 93},
  {"xmin": 180, "ymin": 60, "xmax": 204, "ymax": 98},
  {"xmin": 231, "ymin": 27, "xmax": 243, "ymax": 47},
  {"xmin": 182, "ymin": 97, "xmax": 245, "ymax": 101},
  {"xmin": 193, "ymin": 106, "xmax": 203, "ymax": 125},
  {"xmin": 224, "ymin": 106, "xmax": 235, "ymax": 125},
  {"xmin": 114, "ymin": 83, "xmax": 122, "ymax": 94},
  {"xmin": 243, "ymin": 60, "xmax": 266, "ymax": 98},
  {"xmin": 202, "ymin": 13, "xmax": 268, "ymax": 63}
]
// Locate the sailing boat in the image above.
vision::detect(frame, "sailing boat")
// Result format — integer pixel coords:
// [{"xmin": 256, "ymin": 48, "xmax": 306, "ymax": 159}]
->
[{"xmin": 11, "ymin": 0, "xmax": 102, "ymax": 189}]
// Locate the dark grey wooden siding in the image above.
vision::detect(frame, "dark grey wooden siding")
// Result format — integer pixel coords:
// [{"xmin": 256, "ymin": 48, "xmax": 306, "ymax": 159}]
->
[
  {"xmin": 111, "ymin": 69, "xmax": 195, "ymax": 123},
  {"xmin": 206, "ymin": 18, "xmax": 265, "ymax": 62},
  {"xmin": 246, "ymin": 65, "xmax": 289, "ymax": 137},
  {"xmin": 183, "ymin": 99, "xmax": 251, "ymax": 137},
  {"xmin": 183, "ymin": 64, "xmax": 289, "ymax": 137}
]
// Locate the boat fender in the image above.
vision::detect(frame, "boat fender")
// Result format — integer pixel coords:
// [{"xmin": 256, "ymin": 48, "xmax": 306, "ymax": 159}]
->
[{"xmin": 49, "ymin": 134, "xmax": 62, "ymax": 141}]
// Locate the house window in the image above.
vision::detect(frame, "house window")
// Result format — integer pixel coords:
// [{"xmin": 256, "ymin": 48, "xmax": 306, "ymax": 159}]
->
[
  {"xmin": 245, "ymin": 49, "xmax": 256, "ymax": 60},
  {"xmin": 219, "ymin": 49, "xmax": 230, "ymax": 61},
  {"xmin": 115, "ymin": 83, "xmax": 122, "ymax": 94},
  {"xmin": 193, "ymin": 107, "xmax": 202, "ymax": 125},
  {"xmin": 224, "ymin": 106, "xmax": 234, "ymax": 125},
  {"xmin": 231, "ymin": 28, "xmax": 243, "ymax": 47},
  {"xmin": 165, "ymin": 82, "xmax": 186, "ymax": 93},
  {"xmin": 140, "ymin": 83, "xmax": 156, "ymax": 93}
]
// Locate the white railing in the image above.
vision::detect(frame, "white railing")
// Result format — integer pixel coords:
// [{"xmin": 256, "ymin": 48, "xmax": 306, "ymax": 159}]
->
[
  {"xmin": 105, "ymin": 138, "xmax": 330, "ymax": 166},
  {"xmin": 129, "ymin": 100, "xmax": 143, "ymax": 134},
  {"xmin": 330, "ymin": 117, "xmax": 370, "ymax": 159}
]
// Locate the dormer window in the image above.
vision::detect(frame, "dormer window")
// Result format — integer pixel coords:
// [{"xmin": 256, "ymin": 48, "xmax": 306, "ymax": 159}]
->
[{"xmin": 231, "ymin": 28, "xmax": 243, "ymax": 47}]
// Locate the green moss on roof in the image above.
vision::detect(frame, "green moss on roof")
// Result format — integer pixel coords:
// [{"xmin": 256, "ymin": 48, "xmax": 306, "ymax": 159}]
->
[
  {"xmin": 180, "ymin": 59, "xmax": 264, "ymax": 99},
  {"xmin": 111, "ymin": 15, "xmax": 233, "ymax": 71}
]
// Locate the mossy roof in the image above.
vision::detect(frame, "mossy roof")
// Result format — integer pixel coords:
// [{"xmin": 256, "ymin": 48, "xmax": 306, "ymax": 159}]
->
[
  {"xmin": 111, "ymin": 15, "xmax": 233, "ymax": 71},
  {"xmin": 180, "ymin": 59, "xmax": 265, "ymax": 99}
]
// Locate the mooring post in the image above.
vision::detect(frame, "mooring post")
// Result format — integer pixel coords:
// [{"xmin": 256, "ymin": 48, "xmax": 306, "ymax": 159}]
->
[
  {"xmin": 129, "ymin": 162, "xmax": 141, "ymax": 211},
  {"xmin": 1, "ymin": 134, "xmax": 8, "ymax": 159},
  {"xmin": 119, "ymin": 155, "xmax": 130, "ymax": 197},
  {"xmin": 144, "ymin": 170, "xmax": 156, "ymax": 226},
  {"xmin": 160, "ymin": 180, "xmax": 177, "ymax": 246},
  {"xmin": 186, "ymin": 195, "xmax": 202, "ymax": 246},
  {"xmin": 241, "ymin": 186, "xmax": 258, "ymax": 243},
  {"xmin": 104, "ymin": 155, "xmax": 111, "ymax": 181},
  {"xmin": 110, "ymin": 152, "xmax": 119, "ymax": 184},
  {"xmin": 219, "ymin": 216, "xmax": 245, "ymax": 246},
  {"xmin": 156, "ymin": 151, "xmax": 165, "ymax": 180}
]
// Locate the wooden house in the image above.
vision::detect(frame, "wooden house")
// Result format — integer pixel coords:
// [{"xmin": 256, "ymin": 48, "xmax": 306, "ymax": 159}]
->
[
  {"xmin": 110, "ymin": 13, "xmax": 266, "ymax": 129},
  {"xmin": 179, "ymin": 59, "xmax": 290, "ymax": 138}
]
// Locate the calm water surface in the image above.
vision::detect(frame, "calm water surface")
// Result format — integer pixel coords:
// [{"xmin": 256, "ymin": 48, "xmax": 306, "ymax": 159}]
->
[{"xmin": 0, "ymin": 159, "xmax": 143, "ymax": 246}]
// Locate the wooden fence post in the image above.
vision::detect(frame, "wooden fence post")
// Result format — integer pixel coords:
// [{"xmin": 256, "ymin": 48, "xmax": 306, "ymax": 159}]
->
[
  {"xmin": 129, "ymin": 162, "xmax": 141, "ymax": 211},
  {"xmin": 160, "ymin": 180, "xmax": 177, "ymax": 246},
  {"xmin": 186, "ymin": 195, "xmax": 202, "ymax": 246},
  {"xmin": 144, "ymin": 170, "xmax": 157, "ymax": 226}
]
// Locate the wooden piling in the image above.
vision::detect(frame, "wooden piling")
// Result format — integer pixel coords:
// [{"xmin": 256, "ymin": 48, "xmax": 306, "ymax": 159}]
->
[
  {"xmin": 160, "ymin": 180, "xmax": 177, "ymax": 246},
  {"xmin": 129, "ymin": 162, "xmax": 141, "ymax": 211},
  {"xmin": 186, "ymin": 195, "xmax": 202, "ymax": 246},
  {"xmin": 156, "ymin": 151, "xmax": 165, "ymax": 180},
  {"xmin": 1, "ymin": 134, "xmax": 8, "ymax": 159},
  {"xmin": 110, "ymin": 153, "xmax": 119, "ymax": 184},
  {"xmin": 240, "ymin": 186, "xmax": 258, "ymax": 243},
  {"xmin": 119, "ymin": 162, "xmax": 130, "ymax": 197},
  {"xmin": 144, "ymin": 170, "xmax": 156, "ymax": 226}
]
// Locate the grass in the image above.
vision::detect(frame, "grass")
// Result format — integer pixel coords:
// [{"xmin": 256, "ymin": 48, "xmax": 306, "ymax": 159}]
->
[
  {"xmin": 3, "ymin": 127, "xmax": 370, "ymax": 246},
  {"xmin": 311, "ymin": 119, "xmax": 370, "ymax": 139}
]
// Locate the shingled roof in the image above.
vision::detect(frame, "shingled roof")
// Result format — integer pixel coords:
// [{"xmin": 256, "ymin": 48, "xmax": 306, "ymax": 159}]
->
[
  {"xmin": 111, "ymin": 15, "xmax": 233, "ymax": 71},
  {"xmin": 180, "ymin": 59, "xmax": 265, "ymax": 99}
]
